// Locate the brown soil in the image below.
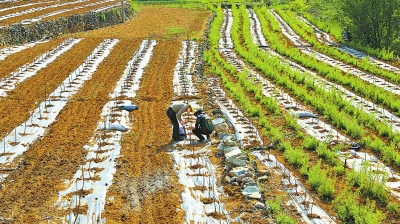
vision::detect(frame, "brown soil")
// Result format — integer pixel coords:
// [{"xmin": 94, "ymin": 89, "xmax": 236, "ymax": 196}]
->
[
  {"xmin": 0, "ymin": 0, "xmax": 58, "ymax": 17},
  {"xmin": 44, "ymin": 0, "xmax": 120, "ymax": 22},
  {"xmin": 0, "ymin": 38, "xmax": 103, "ymax": 138},
  {"xmin": 80, "ymin": 5, "xmax": 211, "ymax": 40},
  {"xmin": 0, "ymin": 0, "xmax": 107, "ymax": 26},
  {"xmin": 103, "ymin": 39, "xmax": 183, "ymax": 224},
  {"xmin": 0, "ymin": 38, "xmax": 63, "ymax": 78},
  {"xmin": 0, "ymin": 5, "xmax": 211, "ymax": 223}
]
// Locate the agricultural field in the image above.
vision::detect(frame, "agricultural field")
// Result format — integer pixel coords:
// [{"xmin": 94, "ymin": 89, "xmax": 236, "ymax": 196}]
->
[
  {"xmin": 0, "ymin": 0, "xmax": 122, "ymax": 26},
  {"xmin": 0, "ymin": 1, "xmax": 400, "ymax": 224}
]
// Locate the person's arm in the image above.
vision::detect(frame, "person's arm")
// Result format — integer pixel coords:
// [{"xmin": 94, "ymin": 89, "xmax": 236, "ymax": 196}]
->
[{"xmin": 194, "ymin": 116, "xmax": 201, "ymax": 129}]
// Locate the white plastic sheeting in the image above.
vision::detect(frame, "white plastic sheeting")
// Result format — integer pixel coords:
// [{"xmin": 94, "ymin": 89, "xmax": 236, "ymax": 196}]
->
[
  {"xmin": 0, "ymin": 0, "xmax": 89, "ymax": 22},
  {"xmin": 170, "ymin": 41, "xmax": 230, "ymax": 223},
  {"xmin": 57, "ymin": 100, "xmax": 132, "ymax": 224},
  {"xmin": 0, "ymin": 39, "xmax": 118, "ymax": 177},
  {"xmin": 172, "ymin": 41, "xmax": 199, "ymax": 97},
  {"xmin": 223, "ymin": 9, "xmax": 347, "ymax": 144},
  {"xmin": 172, "ymin": 148, "xmax": 229, "ymax": 224},
  {"xmin": 248, "ymin": 9, "xmax": 400, "ymax": 134},
  {"xmin": 0, "ymin": 39, "xmax": 49, "ymax": 61},
  {"xmin": 56, "ymin": 40, "xmax": 156, "ymax": 223},
  {"xmin": 20, "ymin": 0, "xmax": 117, "ymax": 25},
  {"xmin": 0, "ymin": 38, "xmax": 82, "ymax": 97},
  {"xmin": 271, "ymin": 10, "xmax": 400, "ymax": 96},
  {"xmin": 109, "ymin": 40, "xmax": 157, "ymax": 98},
  {"xmin": 297, "ymin": 16, "xmax": 400, "ymax": 74}
]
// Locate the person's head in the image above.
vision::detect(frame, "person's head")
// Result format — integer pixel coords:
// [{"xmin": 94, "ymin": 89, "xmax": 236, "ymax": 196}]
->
[
  {"xmin": 187, "ymin": 103, "xmax": 195, "ymax": 113},
  {"xmin": 194, "ymin": 109, "xmax": 204, "ymax": 117}
]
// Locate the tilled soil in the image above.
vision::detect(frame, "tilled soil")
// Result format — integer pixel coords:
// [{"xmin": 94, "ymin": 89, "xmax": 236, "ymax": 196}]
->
[
  {"xmin": 104, "ymin": 39, "xmax": 183, "ymax": 224},
  {"xmin": 0, "ymin": 38, "xmax": 63, "ymax": 79},
  {"xmin": 0, "ymin": 38, "xmax": 142, "ymax": 222},
  {"xmin": 0, "ymin": 0, "xmax": 109, "ymax": 26},
  {"xmin": 0, "ymin": 5, "xmax": 211, "ymax": 223}
]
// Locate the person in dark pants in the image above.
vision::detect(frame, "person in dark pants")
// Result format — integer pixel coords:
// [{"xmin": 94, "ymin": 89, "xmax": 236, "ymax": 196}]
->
[
  {"xmin": 166, "ymin": 102, "xmax": 194, "ymax": 141},
  {"xmin": 192, "ymin": 109, "xmax": 211, "ymax": 142}
]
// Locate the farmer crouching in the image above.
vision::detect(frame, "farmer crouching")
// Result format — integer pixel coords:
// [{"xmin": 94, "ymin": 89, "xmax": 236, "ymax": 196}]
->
[
  {"xmin": 166, "ymin": 102, "xmax": 194, "ymax": 141},
  {"xmin": 192, "ymin": 109, "xmax": 212, "ymax": 143}
]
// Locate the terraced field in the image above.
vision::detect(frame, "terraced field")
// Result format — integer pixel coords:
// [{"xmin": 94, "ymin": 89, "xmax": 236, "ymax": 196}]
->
[{"xmin": 0, "ymin": 2, "xmax": 400, "ymax": 224}]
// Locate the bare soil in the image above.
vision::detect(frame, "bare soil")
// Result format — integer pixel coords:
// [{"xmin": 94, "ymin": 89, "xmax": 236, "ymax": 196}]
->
[{"xmin": 0, "ymin": 5, "xmax": 211, "ymax": 223}]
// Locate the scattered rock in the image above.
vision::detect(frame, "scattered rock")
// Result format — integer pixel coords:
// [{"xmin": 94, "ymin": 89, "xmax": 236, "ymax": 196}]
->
[
  {"xmin": 247, "ymin": 192, "xmax": 262, "ymax": 200},
  {"xmin": 227, "ymin": 156, "xmax": 247, "ymax": 167},
  {"xmin": 242, "ymin": 185, "xmax": 259, "ymax": 195},
  {"xmin": 225, "ymin": 148, "xmax": 242, "ymax": 159},
  {"xmin": 223, "ymin": 135, "xmax": 237, "ymax": 146},
  {"xmin": 215, "ymin": 123, "xmax": 229, "ymax": 135},
  {"xmin": 257, "ymin": 176, "xmax": 269, "ymax": 182},
  {"xmin": 217, "ymin": 143, "xmax": 225, "ymax": 154},
  {"xmin": 241, "ymin": 177, "xmax": 254, "ymax": 186},
  {"xmin": 224, "ymin": 176, "xmax": 231, "ymax": 183},
  {"xmin": 254, "ymin": 201, "xmax": 266, "ymax": 209},
  {"xmin": 229, "ymin": 167, "xmax": 249, "ymax": 177},
  {"xmin": 223, "ymin": 145, "xmax": 240, "ymax": 155},
  {"xmin": 242, "ymin": 182, "xmax": 258, "ymax": 190}
]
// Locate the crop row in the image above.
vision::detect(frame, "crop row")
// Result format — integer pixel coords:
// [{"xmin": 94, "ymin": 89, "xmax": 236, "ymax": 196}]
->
[
  {"xmin": 0, "ymin": 0, "xmax": 119, "ymax": 26},
  {"xmin": 245, "ymin": 5, "xmax": 400, "ymax": 211},
  {"xmin": 254, "ymin": 6, "xmax": 400, "ymax": 117},
  {"xmin": 234, "ymin": 6, "xmax": 400, "ymax": 174},
  {"xmin": 247, "ymin": 9, "xmax": 400, "ymax": 135},
  {"xmin": 0, "ymin": 38, "xmax": 63, "ymax": 79},
  {"xmin": 206, "ymin": 4, "xmax": 400, "ymax": 223},
  {"xmin": 56, "ymin": 39, "xmax": 156, "ymax": 222},
  {"xmin": 209, "ymin": 6, "xmax": 340, "ymax": 223},
  {"xmin": 272, "ymin": 10, "xmax": 400, "ymax": 102},
  {"xmin": 275, "ymin": 8, "xmax": 400, "ymax": 80}
]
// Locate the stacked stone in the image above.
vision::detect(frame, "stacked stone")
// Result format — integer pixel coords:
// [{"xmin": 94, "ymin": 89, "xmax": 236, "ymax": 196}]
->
[
  {"xmin": 0, "ymin": 6, "xmax": 134, "ymax": 46},
  {"xmin": 213, "ymin": 118, "xmax": 271, "ymax": 215}
]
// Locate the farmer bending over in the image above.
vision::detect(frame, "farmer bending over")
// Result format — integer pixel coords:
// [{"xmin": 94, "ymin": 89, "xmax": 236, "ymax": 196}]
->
[{"xmin": 166, "ymin": 102, "xmax": 194, "ymax": 141}]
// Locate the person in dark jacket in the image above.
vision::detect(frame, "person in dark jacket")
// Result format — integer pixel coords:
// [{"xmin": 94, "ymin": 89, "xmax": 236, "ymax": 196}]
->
[
  {"xmin": 192, "ymin": 109, "xmax": 211, "ymax": 142},
  {"xmin": 166, "ymin": 102, "xmax": 194, "ymax": 141}
]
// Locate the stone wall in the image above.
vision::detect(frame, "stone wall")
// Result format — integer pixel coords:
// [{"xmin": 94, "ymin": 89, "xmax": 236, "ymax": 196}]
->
[{"xmin": 0, "ymin": 4, "xmax": 134, "ymax": 46}]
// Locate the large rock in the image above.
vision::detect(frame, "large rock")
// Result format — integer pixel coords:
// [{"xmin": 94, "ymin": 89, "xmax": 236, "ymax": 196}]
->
[
  {"xmin": 227, "ymin": 155, "xmax": 247, "ymax": 167},
  {"xmin": 225, "ymin": 148, "xmax": 242, "ymax": 159},
  {"xmin": 223, "ymin": 145, "xmax": 240, "ymax": 155},
  {"xmin": 217, "ymin": 143, "xmax": 225, "ymax": 154},
  {"xmin": 257, "ymin": 175, "xmax": 269, "ymax": 182},
  {"xmin": 248, "ymin": 192, "xmax": 262, "ymax": 200},
  {"xmin": 242, "ymin": 185, "xmax": 259, "ymax": 195},
  {"xmin": 223, "ymin": 135, "xmax": 237, "ymax": 146},
  {"xmin": 224, "ymin": 176, "xmax": 231, "ymax": 184},
  {"xmin": 214, "ymin": 123, "xmax": 229, "ymax": 135},
  {"xmin": 229, "ymin": 167, "xmax": 249, "ymax": 177}
]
